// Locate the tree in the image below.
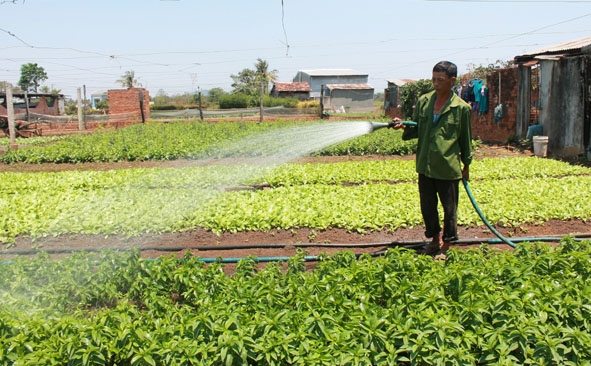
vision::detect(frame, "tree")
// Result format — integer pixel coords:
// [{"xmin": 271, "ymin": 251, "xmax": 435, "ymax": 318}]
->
[
  {"xmin": 18, "ymin": 63, "xmax": 48, "ymax": 93},
  {"xmin": 230, "ymin": 58, "xmax": 277, "ymax": 97},
  {"xmin": 117, "ymin": 70, "xmax": 141, "ymax": 89},
  {"xmin": 152, "ymin": 89, "xmax": 170, "ymax": 105},
  {"xmin": 254, "ymin": 58, "xmax": 278, "ymax": 96},
  {"xmin": 399, "ymin": 79, "xmax": 434, "ymax": 118},
  {"xmin": 207, "ymin": 87, "xmax": 227, "ymax": 104},
  {"xmin": 464, "ymin": 60, "xmax": 513, "ymax": 81},
  {"xmin": 39, "ymin": 85, "xmax": 62, "ymax": 94},
  {"xmin": 230, "ymin": 68, "xmax": 258, "ymax": 95}
]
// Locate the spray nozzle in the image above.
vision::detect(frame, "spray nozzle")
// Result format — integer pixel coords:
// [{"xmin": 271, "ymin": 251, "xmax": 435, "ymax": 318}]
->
[
  {"xmin": 369, "ymin": 121, "xmax": 396, "ymax": 132},
  {"xmin": 369, "ymin": 121, "xmax": 417, "ymax": 132}
]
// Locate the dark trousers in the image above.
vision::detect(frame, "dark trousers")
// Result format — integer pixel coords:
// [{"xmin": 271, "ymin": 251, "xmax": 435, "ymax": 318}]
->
[{"xmin": 418, "ymin": 174, "xmax": 460, "ymax": 242}]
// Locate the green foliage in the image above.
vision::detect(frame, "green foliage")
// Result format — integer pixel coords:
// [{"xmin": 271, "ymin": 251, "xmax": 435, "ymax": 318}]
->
[
  {"xmin": 117, "ymin": 70, "xmax": 141, "ymax": 89},
  {"xmin": 1, "ymin": 239, "xmax": 591, "ymax": 364},
  {"xmin": 297, "ymin": 100, "xmax": 320, "ymax": 109},
  {"xmin": 94, "ymin": 99, "xmax": 108, "ymax": 113},
  {"xmin": 219, "ymin": 93, "xmax": 251, "ymax": 109},
  {"xmin": 231, "ymin": 58, "xmax": 277, "ymax": 96},
  {"xmin": 399, "ymin": 79, "xmax": 433, "ymax": 118},
  {"xmin": 207, "ymin": 87, "xmax": 227, "ymax": 104},
  {"xmin": 39, "ymin": 85, "xmax": 62, "ymax": 94},
  {"xmin": 1, "ymin": 154, "xmax": 590, "ymax": 243},
  {"xmin": 149, "ymin": 104, "xmax": 178, "ymax": 111},
  {"xmin": 263, "ymin": 95, "xmax": 299, "ymax": 108},
  {"xmin": 0, "ymin": 120, "xmax": 306, "ymax": 164},
  {"xmin": 464, "ymin": 60, "xmax": 513, "ymax": 81},
  {"xmin": 18, "ymin": 63, "xmax": 48, "ymax": 93},
  {"xmin": 64, "ymin": 100, "xmax": 77, "ymax": 115},
  {"xmin": 316, "ymin": 127, "xmax": 417, "ymax": 156}
]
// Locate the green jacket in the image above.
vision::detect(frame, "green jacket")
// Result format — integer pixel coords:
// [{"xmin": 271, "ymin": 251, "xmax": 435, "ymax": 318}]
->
[{"xmin": 402, "ymin": 91, "xmax": 472, "ymax": 180}]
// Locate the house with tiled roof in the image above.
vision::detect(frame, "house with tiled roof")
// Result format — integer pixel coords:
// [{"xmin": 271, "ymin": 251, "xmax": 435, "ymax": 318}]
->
[{"xmin": 270, "ymin": 82, "xmax": 311, "ymax": 100}]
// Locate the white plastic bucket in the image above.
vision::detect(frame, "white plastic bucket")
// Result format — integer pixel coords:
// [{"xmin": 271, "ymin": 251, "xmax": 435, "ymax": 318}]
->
[{"xmin": 533, "ymin": 136, "xmax": 548, "ymax": 157}]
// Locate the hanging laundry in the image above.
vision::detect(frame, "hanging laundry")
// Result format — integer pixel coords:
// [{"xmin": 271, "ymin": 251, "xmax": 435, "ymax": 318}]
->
[
  {"xmin": 494, "ymin": 104, "xmax": 504, "ymax": 125},
  {"xmin": 478, "ymin": 86, "xmax": 489, "ymax": 115},
  {"xmin": 462, "ymin": 80, "xmax": 475, "ymax": 103},
  {"xmin": 473, "ymin": 79, "xmax": 484, "ymax": 104}
]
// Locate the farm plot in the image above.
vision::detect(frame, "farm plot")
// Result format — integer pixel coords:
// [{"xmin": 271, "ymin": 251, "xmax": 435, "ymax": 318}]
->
[
  {"xmin": 2, "ymin": 120, "xmax": 591, "ymax": 364},
  {"xmin": 1, "ymin": 152, "xmax": 590, "ymax": 260},
  {"xmin": 1, "ymin": 120, "xmax": 590, "ymax": 261}
]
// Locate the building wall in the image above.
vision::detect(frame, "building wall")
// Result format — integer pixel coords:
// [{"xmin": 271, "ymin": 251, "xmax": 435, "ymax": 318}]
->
[
  {"xmin": 294, "ymin": 72, "xmax": 368, "ymax": 98},
  {"xmin": 328, "ymin": 89, "xmax": 374, "ymax": 113},
  {"xmin": 539, "ymin": 57, "xmax": 587, "ymax": 156},
  {"xmin": 108, "ymin": 88, "xmax": 150, "ymax": 123}
]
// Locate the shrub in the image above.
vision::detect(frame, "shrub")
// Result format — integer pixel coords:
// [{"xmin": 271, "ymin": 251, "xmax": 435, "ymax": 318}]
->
[{"xmin": 219, "ymin": 93, "xmax": 250, "ymax": 109}]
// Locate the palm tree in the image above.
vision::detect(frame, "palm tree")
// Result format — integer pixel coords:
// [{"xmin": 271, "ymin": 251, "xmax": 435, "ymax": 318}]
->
[
  {"xmin": 117, "ymin": 70, "xmax": 141, "ymax": 89},
  {"xmin": 254, "ymin": 58, "xmax": 278, "ymax": 95}
]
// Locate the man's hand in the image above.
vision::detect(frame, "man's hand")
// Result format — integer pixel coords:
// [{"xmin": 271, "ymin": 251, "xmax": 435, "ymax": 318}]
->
[
  {"xmin": 391, "ymin": 117, "xmax": 405, "ymax": 130},
  {"xmin": 462, "ymin": 165, "xmax": 470, "ymax": 181}
]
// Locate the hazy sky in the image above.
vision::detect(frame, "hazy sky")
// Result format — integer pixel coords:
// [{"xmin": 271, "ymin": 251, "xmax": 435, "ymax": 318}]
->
[{"xmin": 1, "ymin": 0, "xmax": 590, "ymax": 98}]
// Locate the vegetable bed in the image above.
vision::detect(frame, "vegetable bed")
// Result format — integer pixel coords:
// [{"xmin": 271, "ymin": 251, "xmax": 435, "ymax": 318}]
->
[{"xmin": 2, "ymin": 120, "xmax": 591, "ymax": 364}]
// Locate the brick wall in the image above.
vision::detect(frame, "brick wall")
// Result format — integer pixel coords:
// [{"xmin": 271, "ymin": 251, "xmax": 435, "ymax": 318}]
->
[
  {"xmin": 469, "ymin": 67, "xmax": 519, "ymax": 143},
  {"xmin": 108, "ymin": 88, "xmax": 150, "ymax": 123}
]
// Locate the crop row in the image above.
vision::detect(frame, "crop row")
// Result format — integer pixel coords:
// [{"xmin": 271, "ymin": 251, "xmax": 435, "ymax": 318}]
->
[
  {"xmin": 0, "ymin": 120, "xmax": 415, "ymax": 164},
  {"xmin": 1, "ymin": 238, "xmax": 591, "ymax": 364},
  {"xmin": 1, "ymin": 158, "xmax": 590, "ymax": 243}
]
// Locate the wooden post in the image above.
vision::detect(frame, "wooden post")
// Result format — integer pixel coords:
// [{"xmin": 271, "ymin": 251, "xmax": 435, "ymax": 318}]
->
[
  {"xmin": 259, "ymin": 81, "xmax": 264, "ymax": 123},
  {"xmin": 320, "ymin": 84, "xmax": 325, "ymax": 119},
  {"xmin": 24, "ymin": 91, "xmax": 30, "ymax": 121},
  {"xmin": 138, "ymin": 90, "xmax": 145, "ymax": 123},
  {"xmin": 77, "ymin": 87, "xmax": 84, "ymax": 130},
  {"xmin": 516, "ymin": 64, "xmax": 531, "ymax": 139},
  {"xmin": 7, "ymin": 85, "xmax": 17, "ymax": 150},
  {"xmin": 198, "ymin": 90, "xmax": 204, "ymax": 121}
]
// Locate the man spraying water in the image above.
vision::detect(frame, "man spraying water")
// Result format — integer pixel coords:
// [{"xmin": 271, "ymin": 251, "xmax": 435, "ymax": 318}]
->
[{"xmin": 392, "ymin": 61, "xmax": 473, "ymax": 257}]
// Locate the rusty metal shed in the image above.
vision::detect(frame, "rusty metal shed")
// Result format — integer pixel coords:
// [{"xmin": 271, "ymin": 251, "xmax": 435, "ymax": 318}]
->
[{"xmin": 514, "ymin": 35, "xmax": 591, "ymax": 157}]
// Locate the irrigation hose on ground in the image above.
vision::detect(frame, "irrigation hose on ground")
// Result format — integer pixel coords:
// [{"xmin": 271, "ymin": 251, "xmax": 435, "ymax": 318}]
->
[{"xmin": 3, "ymin": 234, "xmax": 590, "ymax": 257}]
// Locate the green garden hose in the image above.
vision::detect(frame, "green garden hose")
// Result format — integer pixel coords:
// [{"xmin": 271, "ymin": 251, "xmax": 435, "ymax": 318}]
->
[{"xmin": 371, "ymin": 120, "xmax": 517, "ymax": 248}]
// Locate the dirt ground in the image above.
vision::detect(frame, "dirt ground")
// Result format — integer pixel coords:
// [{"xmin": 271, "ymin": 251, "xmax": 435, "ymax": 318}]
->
[{"xmin": 2, "ymin": 143, "xmax": 590, "ymax": 269}]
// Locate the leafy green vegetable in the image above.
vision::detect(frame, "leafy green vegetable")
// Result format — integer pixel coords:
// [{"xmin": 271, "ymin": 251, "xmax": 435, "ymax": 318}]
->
[{"xmin": 1, "ymin": 239, "xmax": 590, "ymax": 364}]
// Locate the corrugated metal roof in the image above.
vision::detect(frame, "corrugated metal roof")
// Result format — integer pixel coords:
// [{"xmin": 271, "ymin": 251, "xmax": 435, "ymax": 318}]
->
[
  {"xmin": 515, "ymin": 35, "xmax": 591, "ymax": 61},
  {"xmin": 325, "ymin": 83, "xmax": 374, "ymax": 90},
  {"xmin": 386, "ymin": 78, "xmax": 416, "ymax": 86},
  {"xmin": 299, "ymin": 69, "xmax": 367, "ymax": 76}
]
